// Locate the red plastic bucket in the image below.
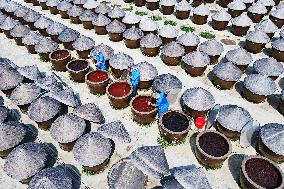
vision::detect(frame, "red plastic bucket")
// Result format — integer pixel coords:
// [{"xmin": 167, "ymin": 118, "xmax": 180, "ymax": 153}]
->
[{"xmin": 195, "ymin": 117, "xmax": 206, "ymax": 130}]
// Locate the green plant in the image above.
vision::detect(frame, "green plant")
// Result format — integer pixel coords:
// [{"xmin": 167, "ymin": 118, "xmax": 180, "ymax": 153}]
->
[
  {"xmin": 180, "ymin": 25, "xmax": 195, "ymax": 32},
  {"xmin": 151, "ymin": 15, "xmax": 162, "ymax": 21},
  {"xmin": 164, "ymin": 19, "xmax": 177, "ymax": 26},
  {"xmin": 108, "ymin": 70, "xmax": 113, "ymax": 75},
  {"xmin": 101, "ymin": 0, "xmax": 111, "ymax": 4},
  {"xmin": 123, "ymin": 6, "xmax": 133, "ymax": 12},
  {"xmin": 95, "ymin": 93, "xmax": 102, "ymax": 97},
  {"xmin": 157, "ymin": 137, "xmax": 173, "ymax": 148},
  {"xmin": 83, "ymin": 169, "xmax": 95, "ymax": 176},
  {"xmin": 200, "ymin": 31, "xmax": 216, "ymax": 39},
  {"xmin": 135, "ymin": 10, "xmax": 148, "ymax": 16}
]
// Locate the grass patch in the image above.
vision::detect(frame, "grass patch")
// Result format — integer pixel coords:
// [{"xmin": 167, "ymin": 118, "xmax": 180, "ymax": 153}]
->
[
  {"xmin": 101, "ymin": 0, "xmax": 111, "ymax": 4},
  {"xmin": 180, "ymin": 25, "xmax": 195, "ymax": 32},
  {"xmin": 135, "ymin": 10, "xmax": 148, "ymax": 16},
  {"xmin": 200, "ymin": 31, "xmax": 216, "ymax": 39},
  {"xmin": 83, "ymin": 169, "xmax": 96, "ymax": 176},
  {"xmin": 95, "ymin": 93, "xmax": 102, "ymax": 97},
  {"xmin": 151, "ymin": 15, "xmax": 162, "ymax": 21},
  {"xmin": 123, "ymin": 6, "xmax": 133, "ymax": 12},
  {"xmin": 108, "ymin": 70, "xmax": 113, "ymax": 75},
  {"xmin": 164, "ymin": 19, "xmax": 177, "ymax": 26},
  {"xmin": 157, "ymin": 136, "xmax": 186, "ymax": 148}
]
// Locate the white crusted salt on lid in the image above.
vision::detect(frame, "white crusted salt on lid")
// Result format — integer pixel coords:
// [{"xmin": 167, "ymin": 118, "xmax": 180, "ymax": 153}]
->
[
  {"xmin": 72, "ymin": 103, "xmax": 105, "ymax": 123},
  {"xmin": 244, "ymin": 74, "xmax": 276, "ymax": 96},
  {"xmin": 140, "ymin": 33, "xmax": 162, "ymax": 48},
  {"xmin": 0, "ymin": 17, "xmax": 18, "ymax": 30},
  {"xmin": 129, "ymin": 146, "xmax": 170, "ymax": 179},
  {"xmin": 94, "ymin": 3, "xmax": 111, "ymax": 15},
  {"xmin": 212, "ymin": 10, "xmax": 231, "ymax": 21},
  {"xmin": 255, "ymin": 19, "xmax": 278, "ymax": 34},
  {"xmin": 0, "ymin": 122, "xmax": 26, "ymax": 151},
  {"xmin": 107, "ymin": 158, "xmax": 147, "ymax": 189},
  {"xmin": 34, "ymin": 17, "xmax": 53, "ymax": 30},
  {"xmin": 47, "ymin": 87, "xmax": 79, "ymax": 107},
  {"xmin": 22, "ymin": 31, "xmax": 43, "ymax": 45},
  {"xmin": 92, "ymin": 14, "xmax": 111, "ymax": 26},
  {"xmin": 73, "ymin": 0, "xmax": 87, "ymax": 5},
  {"xmin": 139, "ymin": 19, "xmax": 158, "ymax": 32},
  {"xmin": 199, "ymin": 39, "xmax": 224, "ymax": 56},
  {"xmin": 46, "ymin": 22, "xmax": 66, "ymax": 35},
  {"xmin": 181, "ymin": 87, "xmax": 215, "ymax": 111},
  {"xmin": 260, "ymin": 123, "xmax": 284, "ymax": 156},
  {"xmin": 177, "ymin": 32, "xmax": 200, "ymax": 46},
  {"xmin": 270, "ymin": 8, "xmax": 284, "ymax": 19},
  {"xmin": 228, "ymin": 0, "xmax": 246, "ymax": 10},
  {"xmin": 23, "ymin": 10, "xmax": 40, "ymax": 23},
  {"xmin": 83, "ymin": 0, "xmax": 100, "ymax": 9},
  {"xmin": 35, "ymin": 38, "xmax": 58, "ymax": 53},
  {"xmin": 58, "ymin": 28, "xmax": 80, "ymax": 42},
  {"xmin": 225, "ymin": 48, "xmax": 252, "ymax": 66},
  {"xmin": 193, "ymin": 4, "xmax": 210, "ymax": 16},
  {"xmin": 46, "ymin": 0, "xmax": 60, "ymax": 7},
  {"xmin": 108, "ymin": 7, "xmax": 125, "ymax": 19},
  {"xmin": 272, "ymin": 38, "xmax": 284, "ymax": 51},
  {"xmin": 248, "ymin": 2, "xmax": 267, "ymax": 14},
  {"xmin": 258, "ymin": 0, "xmax": 275, "ymax": 7},
  {"xmin": 232, "ymin": 14, "xmax": 253, "ymax": 27},
  {"xmin": 72, "ymin": 35, "xmax": 95, "ymax": 51},
  {"xmin": 67, "ymin": 5, "xmax": 84, "ymax": 17},
  {"xmin": 4, "ymin": 1, "xmax": 19, "ymax": 13},
  {"xmin": 212, "ymin": 62, "xmax": 242, "ymax": 81},
  {"xmin": 28, "ymin": 96, "xmax": 61, "ymax": 122},
  {"xmin": 280, "ymin": 29, "xmax": 284, "ymax": 38},
  {"xmin": 97, "ymin": 121, "xmax": 131, "ymax": 143},
  {"xmin": 10, "ymin": 24, "xmax": 30, "ymax": 38},
  {"xmin": 57, "ymin": 1, "xmax": 72, "ymax": 11},
  {"xmin": 14, "ymin": 6, "xmax": 29, "ymax": 18},
  {"xmin": 109, "ymin": 52, "xmax": 134, "ymax": 69},
  {"xmin": 79, "ymin": 10, "xmax": 96, "ymax": 21},
  {"xmin": 160, "ymin": 0, "xmax": 176, "ymax": 6},
  {"xmin": 217, "ymin": 104, "xmax": 252, "ymax": 132},
  {"xmin": 50, "ymin": 113, "xmax": 86, "ymax": 143},
  {"xmin": 0, "ymin": 63, "xmax": 24, "ymax": 91},
  {"xmin": 123, "ymin": 26, "xmax": 144, "ymax": 40},
  {"xmin": 158, "ymin": 25, "xmax": 179, "ymax": 38},
  {"xmin": 35, "ymin": 75, "xmax": 63, "ymax": 92},
  {"xmin": 174, "ymin": 167, "xmax": 212, "ymax": 189},
  {"xmin": 137, "ymin": 61, "xmax": 158, "ymax": 81},
  {"xmin": 17, "ymin": 65, "xmax": 42, "ymax": 81},
  {"xmin": 28, "ymin": 167, "xmax": 73, "ymax": 189},
  {"xmin": 153, "ymin": 73, "xmax": 182, "ymax": 94},
  {"xmin": 176, "ymin": 0, "xmax": 191, "ymax": 11},
  {"xmin": 246, "ymin": 30, "xmax": 270, "ymax": 43},
  {"xmin": 10, "ymin": 83, "xmax": 41, "ymax": 106},
  {"xmin": 4, "ymin": 142, "xmax": 47, "ymax": 181},
  {"xmin": 122, "ymin": 12, "xmax": 141, "ymax": 24},
  {"xmin": 161, "ymin": 41, "xmax": 185, "ymax": 57},
  {"xmin": 73, "ymin": 132, "xmax": 113, "ymax": 167},
  {"xmin": 91, "ymin": 43, "xmax": 114, "ymax": 60},
  {"xmin": 106, "ymin": 20, "xmax": 126, "ymax": 33},
  {"xmin": 253, "ymin": 57, "xmax": 284, "ymax": 77},
  {"xmin": 182, "ymin": 51, "xmax": 210, "ymax": 67}
]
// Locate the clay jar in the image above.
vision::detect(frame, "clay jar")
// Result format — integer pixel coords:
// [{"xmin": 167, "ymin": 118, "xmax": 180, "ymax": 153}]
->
[
  {"xmin": 86, "ymin": 70, "xmax": 110, "ymax": 95},
  {"xmin": 40, "ymin": 1, "xmax": 48, "ymax": 10},
  {"xmin": 146, "ymin": 1, "xmax": 159, "ymax": 10},
  {"xmin": 231, "ymin": 25, "xmax": 250, "ymax": 36},
  {"xmin": 107, "ymin": 81, "xmax": 133, "ymax": 109},
  {"xmin": 271, "ymin": 47, "xmax": 284, "ymax": 62},
  {"xmin": 269, "ymin": 15, "xmax": 284, "ymax": 29},
  {"xmin": 218, "ymin": 0, "xmax": 232, "ymax": 7},
  {"xmin": 245, "ymin": 40, "xmax": 266, "ymax": 54},
  {"xmin": 159, "ymin": 111, "xmax": 191, "ymax": 143},
  {"xmin": 160, "ymin": 5, "xmax": 175, "ymax": 15},
  {"xmin": 195, "ymin": 130, "xmax": 232, "ymax": 168},
  {"xmin": 130, "ymin": 95, "xmax": 157, "ymax": 124},
  {"xmin": 192, "ymin": 14, "xmax": 208, "ymax": 25},
  {"xmin": 258, "ymin": 137, "xmax": 284, "ymax": 163},
  {"xmin": 212, "ymin": 20, "xmax": 229, "ymax": 31},
  {"xmin": 108, "ymin": 32, "xmax": 124, "ymax": 42},
  {"xmin": 66, "ymin": 59, "xmax": 90, "ymax": 82},
  {"xmin": 176, "ymin": 9, "xmax": 190, "ymax": 20},
  {"xmin": 134, "ymin": 0, "xmax": 145, "ymax": 6},
  {"xmin": 49, "ymin": 49, "xmax": 71, "ymax": 71},
  {"xmin": 240, "ymin": 156, "xmax": 284, "ymax": 189},
  {"xmin": 242, "ymin": 88, "xmax": 267, "ymax": 103}
]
